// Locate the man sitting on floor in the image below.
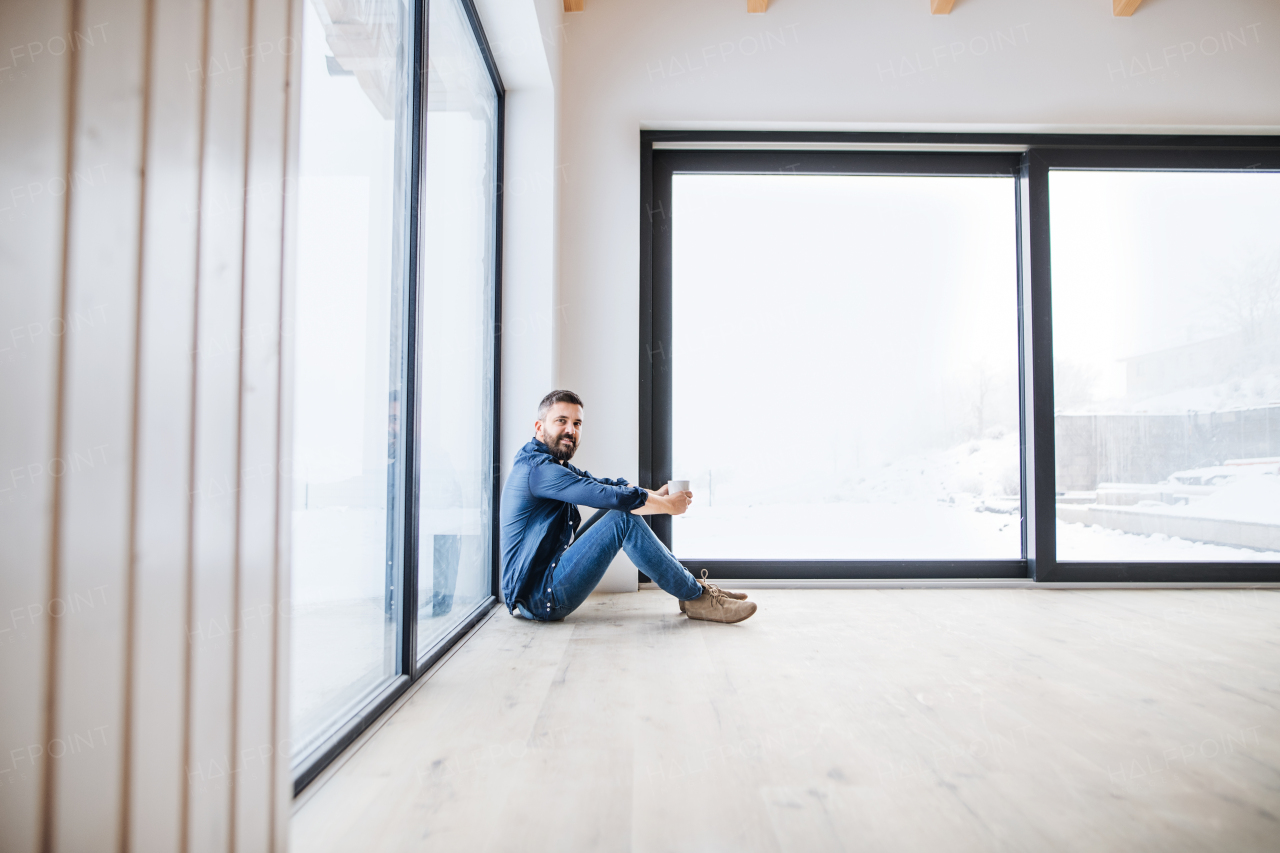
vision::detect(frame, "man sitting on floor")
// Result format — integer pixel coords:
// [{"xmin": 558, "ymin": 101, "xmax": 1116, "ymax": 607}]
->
[{"xmin": 500, "ymin": 390, "xmax": 757, "ymax": 624}]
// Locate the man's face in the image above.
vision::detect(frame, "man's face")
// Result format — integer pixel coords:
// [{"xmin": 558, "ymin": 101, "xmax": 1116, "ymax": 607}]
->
[{"xmin": 535, "ymin": 402, "xmax": 583, "ymax": 462}]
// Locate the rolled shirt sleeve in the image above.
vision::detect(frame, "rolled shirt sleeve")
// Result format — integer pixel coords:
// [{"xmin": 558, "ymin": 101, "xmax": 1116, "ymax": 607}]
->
[{"xmin": 528, "ymin": 461, "xmax": 648, "ymax": 511}]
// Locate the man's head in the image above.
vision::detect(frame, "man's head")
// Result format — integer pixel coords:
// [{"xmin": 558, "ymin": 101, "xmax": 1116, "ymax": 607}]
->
[{"xmin": 534, "ymin": 390, "xmax": 584, "ymax": 462}]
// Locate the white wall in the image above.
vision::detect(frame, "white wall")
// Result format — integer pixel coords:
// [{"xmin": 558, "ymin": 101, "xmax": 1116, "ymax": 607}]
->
[
  {"xmin": 477, "ymin": 0, "xmax": 641, "ymax": 597},
  {"xmin": 473, "ymin": 0, "xmax": 566, "ymax": 488},
  {"xmin": 556, "ymin": 0, "xmax": 1280, "ymax": 590}
]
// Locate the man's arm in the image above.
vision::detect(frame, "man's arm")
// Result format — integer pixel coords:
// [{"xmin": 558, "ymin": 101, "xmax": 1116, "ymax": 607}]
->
[
  {"xmin": 528, "ymin": 460, "xmax": 648, "ymax": 511},
  {"xmin": 529, "ymin": 463, "xmax": 692, "ymax": 516},
  {"xmin": 565, "ymin": 463, "xmax": 631, "ymax": 489},
  {"xmin": 631, "ymin": 485, "xmax": 691, "ymax": 516}
]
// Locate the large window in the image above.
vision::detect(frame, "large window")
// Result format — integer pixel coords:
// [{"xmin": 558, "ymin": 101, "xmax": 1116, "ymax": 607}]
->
[
  {"xmin": 415, "ymin": 0, "xmax": 500, "ymax": 657},
  {"xmin": 291, "ymin": 0, "xmax": 502, "ymax": 793},
  {"xmin": 290, "ymin": 0, "xmax": 412, "ymax": 772},
  {"xmin": 672, "ymin": 173, "xmax": 1020, "ymax": 560},
  {"xmin": 641, "ymin": 136, "xmax": 1280, "ymax": 582},
  {"xmin": 1051, "ymin": 170, "xmax": 1280, "ymax": 562}
]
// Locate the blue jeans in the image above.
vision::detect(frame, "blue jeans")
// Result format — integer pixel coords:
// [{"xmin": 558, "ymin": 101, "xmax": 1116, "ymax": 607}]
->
[{"xmin": 516, "ymin": 510, "xmax": 702, "ymax": 621}]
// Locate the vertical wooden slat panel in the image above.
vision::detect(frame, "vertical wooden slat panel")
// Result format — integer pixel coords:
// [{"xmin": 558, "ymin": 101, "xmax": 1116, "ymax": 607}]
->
[
  {"xmin": 0, "ymin": 1, "xmax": 73, "ymax": 850},
  {"xmin": 273, "ymin": 1, "xmax": 304, "ymax": 844},
  {"xmin": 128, "ymin": 0, "xmax": 206, "ymax": 847},
  {"xmin": 5, "ymin": 0, "xmax": 293, "ymax": 846},
  {"xmin": 5, "ymin": 0, "xmax": 295, "ymax": 848},
  {"xmin": 235, "ymin": 0, "xmax": 288, "ymax": 844},
  {"xmin": 50, "ymin": 0, "xmax": 146, "ymax": 849},
  {"xmin": 187, "ymin": 0, "xmax": 251, "ymax": 848}
]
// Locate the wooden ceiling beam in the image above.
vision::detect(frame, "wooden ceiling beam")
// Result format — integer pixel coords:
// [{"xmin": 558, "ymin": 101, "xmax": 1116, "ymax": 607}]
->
[
  {"xmin": 931, "ymin": 0, "xmax": 956, "ymax": 13},
  {"xmin": 564, "ymin": 0, "xmax": 583, "ymax": 12},
  {"xmin": 1113, "ymin": 0, "xmax": 1143, "ymax": 15},
  {"xmin": 748, "ymin": 0, "xmax": 768, "ymax": 12}
]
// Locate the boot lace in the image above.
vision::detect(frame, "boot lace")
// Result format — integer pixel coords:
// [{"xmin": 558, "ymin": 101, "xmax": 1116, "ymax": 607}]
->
[{"xmin": 700, "ymin": 568, "xmax": 727, "ymax": 604}]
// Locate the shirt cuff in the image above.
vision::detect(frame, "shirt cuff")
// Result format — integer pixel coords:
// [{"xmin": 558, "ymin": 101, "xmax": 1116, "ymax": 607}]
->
[{"xmin": 626, "ymin": 487, "xmax": 648, "ymax": 511}]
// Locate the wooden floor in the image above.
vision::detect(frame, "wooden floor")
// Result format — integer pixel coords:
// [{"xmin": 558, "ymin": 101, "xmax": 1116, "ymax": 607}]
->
[{"xmin": 291, "ymin": 588, "xmax": 1280, "ymax": 852}]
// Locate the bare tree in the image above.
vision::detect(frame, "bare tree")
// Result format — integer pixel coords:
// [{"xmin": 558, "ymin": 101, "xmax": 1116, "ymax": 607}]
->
[
  {"xmin": 1053, "ymin": 360, "xmax": 1101, "ymax": 412},
  {"xmin": 972, "ymin": 361, "xmax": 993, "ymax": 437},
  {"xmin": 1214, "ymin": 254, "xmax": 1280, "ymax": 349}
]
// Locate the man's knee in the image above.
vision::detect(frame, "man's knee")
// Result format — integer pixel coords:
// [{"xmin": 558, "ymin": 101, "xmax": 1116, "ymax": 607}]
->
[
  {"xmin": 618, "ymin": 510, "xmax": 661, "ymax": 541},
  {"xmin": 604, "ymin": 510, "xmax": 650, "ymax": 544},
  {"xmin": 590, "ymin": 510, "xmax": 633, "ymax": 547},
  {"xmin": 598, "ymin": 509, "xmax": 633, "ymax": 529}
]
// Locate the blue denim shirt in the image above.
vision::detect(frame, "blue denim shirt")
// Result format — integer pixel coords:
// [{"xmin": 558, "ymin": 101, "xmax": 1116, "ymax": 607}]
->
[{"xmin": 499, "ymin": 438, "xmax": 648, "ymax": 611}]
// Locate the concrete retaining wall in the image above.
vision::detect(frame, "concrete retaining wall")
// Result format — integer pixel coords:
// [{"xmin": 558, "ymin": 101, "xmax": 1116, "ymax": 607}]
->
[{"xmin": 1057, "ymin": 504, "xmax": 1280, "ymax": 553}]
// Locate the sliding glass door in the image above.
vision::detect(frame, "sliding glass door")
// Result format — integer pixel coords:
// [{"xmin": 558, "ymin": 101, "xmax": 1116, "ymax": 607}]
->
[
  {"xmin": 290, "ymin": 0, "xmax": 502, "ymax": 792},
  {"xmin": 414, "ymin": 0, "xmax": 501, "ymax": 658},
  {"xmin": 290, "ymin": 0, "xmax": 413, "ymax": 768}
]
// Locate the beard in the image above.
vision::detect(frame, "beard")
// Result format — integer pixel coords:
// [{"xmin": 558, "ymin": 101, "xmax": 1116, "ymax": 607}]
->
[{"xmin": 545, "ymin": 430, "xmax": 578, "ymax": 462}]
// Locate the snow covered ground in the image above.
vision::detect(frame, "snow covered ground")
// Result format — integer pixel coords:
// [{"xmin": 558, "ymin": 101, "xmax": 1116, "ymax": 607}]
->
[
  {"xmin": 1133, "ymin": 468, "xmax": 1280, "ymax": 527},
  {"xmin": 1058, "ymin": 462, "xmax": 1280, "ymax": 560},
  {"xmin": 673, "ymin": 501, "xmax": 1017, "ymax": 559},
  {"xmin": 675, "ymin": 433, "xmax": 1022, "ymax": 559},
  {"xmin": 290, "ymin": 507, "xmax": 393, "ymax": 749},
  {"xmin": 673, "ymin": 503, "xmax": 1279, "ymax": 562},
  {"xmin": 1056, "ymin": 520, "xmax": 1278, "ymax": 561},
  {"xmin": 290, "ymin": 505, "xmax": 491, "ymax": 750},
  {"xmin": 290, "ymin": 597, "xmax": 392, "ymax": 753},
  {"xmin": 672, "ymin": 434, "xmax": 1280, "ymax": 561}
]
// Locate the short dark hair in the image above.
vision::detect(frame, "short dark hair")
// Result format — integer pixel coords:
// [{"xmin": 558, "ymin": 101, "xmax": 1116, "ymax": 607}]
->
[{"xmin": 537, "ymin": 389, "xmax": 583, "ymax": 421}]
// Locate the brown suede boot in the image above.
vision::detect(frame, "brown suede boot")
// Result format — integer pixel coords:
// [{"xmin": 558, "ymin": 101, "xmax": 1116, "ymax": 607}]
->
[
  {"xmin": 682, "ymin": 580, "xmax": 757, "ymax": 624},
  {"xmin": 679, "ymin": 580, "xmax": 747, "ymax": 613}
]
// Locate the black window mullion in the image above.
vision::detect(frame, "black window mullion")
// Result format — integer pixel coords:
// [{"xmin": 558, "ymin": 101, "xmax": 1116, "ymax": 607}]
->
[
  {"xmin": 399, "ymin": 0, "xmax": 429, "ymax": 683},
  {"xmin": 649, "ymin": 153, "xmax": 675, "ymax": 551},
  {"xmin": 1020, "ymin": 149, "xmax": 1057, "ymax": 581},
  {"xmin": 490, "ymin": 89, "xmax": 505, "ymax": 603}
]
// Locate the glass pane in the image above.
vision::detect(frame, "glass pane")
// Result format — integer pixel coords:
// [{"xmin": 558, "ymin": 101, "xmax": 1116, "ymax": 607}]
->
[
  {"xmin": 671, "ymin": 174, "xmax": 1021, "ymax": 560},
  {"xmin": 290, "ymin": 0, "xmax": 413, "ymax": 759},
  {"xmin": 415, "ymin": 0, "xmax": 497, "ymax": 657},
  {"xmin": 1051, "ymin": 170, "xmax": 1280, "ymax": 561}
]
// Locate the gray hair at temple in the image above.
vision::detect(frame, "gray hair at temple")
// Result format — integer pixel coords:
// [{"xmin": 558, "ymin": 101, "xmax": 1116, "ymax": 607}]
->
[{"xmin": 537, "ymin": 389, "xmax": 584, "ymax": 421}]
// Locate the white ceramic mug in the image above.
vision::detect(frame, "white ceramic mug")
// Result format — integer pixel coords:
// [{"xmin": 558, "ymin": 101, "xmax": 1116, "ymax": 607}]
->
[{"xmin": 667, "ymin": 479, "xmax": 690, "ymax": 493}]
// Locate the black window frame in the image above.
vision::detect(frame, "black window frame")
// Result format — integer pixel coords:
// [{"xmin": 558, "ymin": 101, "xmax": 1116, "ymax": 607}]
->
[
  {"xmin": 639, "ymin": 130, "xmax": 1280, "ymax": 585},
  {"xmin": 292, "ymin": 0, "xmax": 504, "ymax": 796}
]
